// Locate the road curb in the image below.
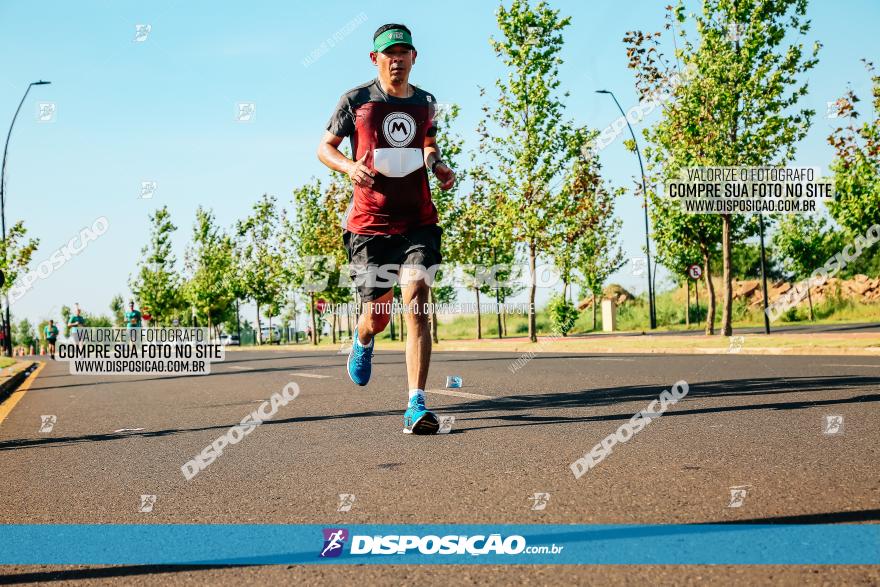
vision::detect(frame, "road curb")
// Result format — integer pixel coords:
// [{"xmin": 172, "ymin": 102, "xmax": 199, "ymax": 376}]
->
[{"xmin": 0, "ymin": 361, "xmax": 38, "ymax": 405}]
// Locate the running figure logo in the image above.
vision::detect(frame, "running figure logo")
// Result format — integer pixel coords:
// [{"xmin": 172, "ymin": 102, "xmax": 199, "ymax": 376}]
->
[
  {"xmin": 823, "ymin": 415, "xmax": 844, "ymax": 435},
  {"xmin": 337, "ymin": 494, "xmax": 356, "ymax": 512},
  {"xmin": 39, "ymin": 415, "xmax": 57, "ymax": 433},
  {"xmin": 437, "ymin": 415, "xmax": 455, "ymax": 434},
  {"xmin": 727, "ymin": 486, "xmax": 749, "ymax": 508},
  {"xmin": 530, "ymin": 492, "xmax": 551, "ymax": 511},
  {"xmin": 320, "ymin": 528, "xmax": 349, "ymax": 558},
  {"xmin": 138, "ymin": 494, "xmax": 157, "ymax": 513}
]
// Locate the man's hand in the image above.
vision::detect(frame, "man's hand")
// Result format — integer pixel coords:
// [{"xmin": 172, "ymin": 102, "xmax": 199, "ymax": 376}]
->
[
  {"xmin": 433, "ymin": 162, "xmax": 456, "ymax": 191},
  {"xmin": 348, "ymin": 152, "xmax": 375, "ymax": 188}
]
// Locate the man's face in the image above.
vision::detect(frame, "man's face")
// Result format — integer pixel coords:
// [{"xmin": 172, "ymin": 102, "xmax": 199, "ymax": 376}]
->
[
  {"xmin": 371, "ymin": 45, "xmax": 416, "ymax": 83},
  {"xmin": 130, "ymin": 304, "xmax": 135, "ymax": 310}
]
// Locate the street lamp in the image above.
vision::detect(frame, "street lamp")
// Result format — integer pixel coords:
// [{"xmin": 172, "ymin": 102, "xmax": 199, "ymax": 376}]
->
[
  {"xmin": 596, "ymin": 89, "xmax": 656, "ymax": 329},
  {"xmin": 1, "ymin": 80, "xmax": 51, "ymax": 356}
]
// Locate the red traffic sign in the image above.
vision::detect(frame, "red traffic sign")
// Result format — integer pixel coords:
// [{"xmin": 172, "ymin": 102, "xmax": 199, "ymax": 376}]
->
[
  {"xmin": 142, "ymin": 313, "xmax": 152, "ymax": 321},
  {"xmin": 315, "ymin": 299, "xmax": 327, "ymax": 313},
  {"xmin": 687, "ymin": 264, "xmax": 703, "ymax": 280}
]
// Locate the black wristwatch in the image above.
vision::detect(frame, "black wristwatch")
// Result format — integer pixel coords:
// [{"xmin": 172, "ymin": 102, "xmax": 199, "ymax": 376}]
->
[{"xmin": 431, "ymin": 159, "xmax": 444, "ymax": 173}]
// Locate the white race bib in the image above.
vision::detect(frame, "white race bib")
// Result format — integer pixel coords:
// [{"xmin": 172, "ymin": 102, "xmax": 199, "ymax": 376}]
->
[{"xmin": 373, "ymin": 148, "xmax": 424, "ymax": 178}]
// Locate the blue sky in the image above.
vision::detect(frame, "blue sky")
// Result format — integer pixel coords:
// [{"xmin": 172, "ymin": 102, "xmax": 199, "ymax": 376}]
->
[{"xmin": 1, "ymin": 0, "xmax": 877, "ymax": 329}]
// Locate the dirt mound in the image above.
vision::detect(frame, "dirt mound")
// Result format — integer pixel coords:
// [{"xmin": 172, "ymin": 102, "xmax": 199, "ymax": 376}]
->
[
  {"xmin": 734, "ymin": 275, "xmax": 880, "ymax": 306},
  {"xmin": 578, "ymin": 284, "xmax": 636, "ymax": 310}
]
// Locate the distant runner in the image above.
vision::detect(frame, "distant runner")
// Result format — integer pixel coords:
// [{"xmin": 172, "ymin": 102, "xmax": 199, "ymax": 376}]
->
[
  {"xmin": 125, "ymin": 301, "xmax": 142, "ymax": 330},
  {"xmin": 317, "ymin": 23, "xmax": 456, "ymax": 434},
  {"xmin": 44, "ymin": 320, "xmax": 59, "ymax": 359},
  {"xmin": 67, "ymin": 308, "xmax": 85, "ymax": 340}
]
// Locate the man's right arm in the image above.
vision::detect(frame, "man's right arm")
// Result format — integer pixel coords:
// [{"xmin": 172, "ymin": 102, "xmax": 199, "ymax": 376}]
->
[{"xmin": 317, "ymin": 132, "xmax": 375, "ymax": 188}]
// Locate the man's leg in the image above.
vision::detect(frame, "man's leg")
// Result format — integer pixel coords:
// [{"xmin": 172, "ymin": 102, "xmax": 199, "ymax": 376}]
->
[
  {"xmin": 400, "ymin": 267, "xmax": 439, "ymax": 434},
  {"xmin": 400, "ymin": 269, "xmax": 431, "ymax": 390},
  {"xmin": 356, "ymin": 289, "xmax": 392, "ymax": 345}
]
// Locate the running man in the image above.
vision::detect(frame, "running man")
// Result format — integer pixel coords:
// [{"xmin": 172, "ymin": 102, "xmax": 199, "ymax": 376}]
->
[
  {"xmin": 44, "ymin": 320, "xmax": 59, "ymax": 359},
  {"xmin": 125, "ymin": 301, "xmax": 142, "ymax": 330},
  {"xmin": 317, "ymin": 23, "xmax": 456, "ymax": 434},
  {"xmin": 67, "ymin": 308, "xmax": 85, "ymax": 340}
]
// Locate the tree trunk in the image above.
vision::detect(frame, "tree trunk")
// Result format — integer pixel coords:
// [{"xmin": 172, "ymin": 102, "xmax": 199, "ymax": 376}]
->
[
  {"xmin": 331, "ymin": 311, "xmax": 337, "ymax": 344},
  {"xmin": 502, "ymin": 301, "xmax": 508, "ymax": 337},
  {"xmin": 721, "ymin": 214, "xmax": 733, "ymax": 336},
  {"xmin": 389, "ymin": 299, "xmax": 396, "ymax": 341},
  {"xmin": 807, "ymin": 286, "xmax": 815, "ymax": 321},
  {"xmin": 309, "ymin": 293, "xmax": 317, "ymax": 345},
  {"xmin": 255, "ymin": 302, "xmax": 263, "ymax": 345},
  {"xmin": 399, "ymin": 291, "xmax": 405, "ymax": 341},
  {"xmin": 592, "ymin": 292, "xmax": 598, "ymax": 331},
  {"xmin": 528, "ymin": 242, "xmax": 537, "ymax": 342},
  {"xmin": 695, "ymin": 278, "xmax": 701, "ymax": 325},
  {"xmin": 685, "ymin": 280, "xmax": 691, "ymax": 327},
  {"xmin": 495, "ymin": 287, "xmax": 503, "ymax": 339},
  {"xmin": 702, "ymin": 251, "xmax": 716, "ymax": 336},
  {"xmin": 346, "ymin": 301, "xmax": 352, "ymax": 339},
  {"xmin": 475, "ymin": 287, "xmax": 482, "ymax": 339},
  {"xmin": 561, "ymin": 279, "xmax": 570, "ymax": 337}
]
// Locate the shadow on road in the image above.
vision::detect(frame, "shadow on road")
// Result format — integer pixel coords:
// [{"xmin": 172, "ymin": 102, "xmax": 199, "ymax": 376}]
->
[
  {"xmin": 2, "ymin": 375, "xmax": 877, "ymax": 451},
  {"xmin": 0, "ymin": 564, "xmax": 241, "ymax": 585}
]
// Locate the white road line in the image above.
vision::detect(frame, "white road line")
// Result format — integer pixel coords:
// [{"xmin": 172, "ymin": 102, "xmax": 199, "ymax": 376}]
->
[
  {"xmin": 425, "ymin": 388, "xmax": 493, "ymax": 400},
  {"xmin": 289, "ymin": 373, "xmax": 331, "ymax": 379},
  {"xmin": 821, "ymin": 364, "xmax": 880, "ymax": 368},
  {"xmin": 227, "ymin": 365, "xmax": 253, "ymax": 371}
]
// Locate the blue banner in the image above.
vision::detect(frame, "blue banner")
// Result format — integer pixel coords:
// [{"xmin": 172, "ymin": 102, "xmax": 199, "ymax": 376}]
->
[{"xmin": 0, "ymin": 524, "xmax": 877, "ymax": 565}]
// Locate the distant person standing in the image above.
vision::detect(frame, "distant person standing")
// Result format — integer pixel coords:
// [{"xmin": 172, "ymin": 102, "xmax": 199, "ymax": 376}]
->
[
  {"xmin": 67, "ymin": 308, "xmax": 85, "ymax": 340},
  {"xmin": 44, "ymin": 320, "xmax": 59, "ymax": 359}
]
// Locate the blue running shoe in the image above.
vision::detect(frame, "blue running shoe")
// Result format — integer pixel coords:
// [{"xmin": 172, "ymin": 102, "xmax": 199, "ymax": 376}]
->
[
  {"xmin": 347, "ymin": 330, "xmax": 374, "ymax": 386},
  {"xmin": 403, "ymin": 394, "xmax": 439, "ymax": 435}
]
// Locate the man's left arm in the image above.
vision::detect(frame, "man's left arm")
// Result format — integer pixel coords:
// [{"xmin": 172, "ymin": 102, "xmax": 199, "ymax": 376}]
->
[{"xmin": 423, "ymin": 135, "xmax": 455, "ymax": 191}]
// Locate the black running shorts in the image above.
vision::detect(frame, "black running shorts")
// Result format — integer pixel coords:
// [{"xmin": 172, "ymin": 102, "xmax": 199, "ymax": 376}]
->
[{"xmin": 343, "ymin": 224, "xmax": 443, "ymax": 302}]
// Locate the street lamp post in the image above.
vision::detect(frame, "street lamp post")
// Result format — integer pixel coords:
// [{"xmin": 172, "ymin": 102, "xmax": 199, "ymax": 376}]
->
[
  {"xmin": 1, "ymin": 80, "xmax": 51, "ymax": 356},
  {"xmin": 596, "ymin": 89, "xmax": 656, "ymax": 329}
]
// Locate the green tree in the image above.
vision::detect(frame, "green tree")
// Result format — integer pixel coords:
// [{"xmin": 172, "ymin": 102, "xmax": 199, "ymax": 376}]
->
[
  {"xmin": 575, "ymin": 229, "xmax": 625, "ymax": 332},
  {"xmin": 547, "ymin": 294, "xmax": 578, "ymax": 336},
  {"xmin": 480, "ymin": 0, "xmax": 586, "ymax": 342},
  {"xmin": 3, "ymin": 220, "xmax": 40, "ymax": 304},
  {"xmin": 237, "ymin": 195, "xmax": 287, "ymax": 345},
  {"xmin": 12, "ymin": 318, "xmax": 36, "ymax": 349},
  {"xmin": 428, "ymin": 102, "xmax": 465, "ymax": 343},
  {"xmin": 773, "ymin": 214, "xmax": 843, "ymax": 320},
  {"xmin": 828, "ymin": 60, "xmax": 880, "ymax": 235},
  {"xmin": 289, "ymin": 172, "xmax": 355, "ymax": 345},
  {"xmin": 183, "ymin": 207, "xmax": 237, "ymax": 336},
  {"xmin": 130, "ymin": 206, "xmax": 183, "ymax": 325},
  {"xmin": 550, "ymin": 152, "xmax": 624, "ymax": 320},
  {"xmin": 626, "ymin": 0, "xmax": 820, "ymax": 335},
  {"xmin": 110, "ymin": 294, "xmax": 125, "ymax": 327}
]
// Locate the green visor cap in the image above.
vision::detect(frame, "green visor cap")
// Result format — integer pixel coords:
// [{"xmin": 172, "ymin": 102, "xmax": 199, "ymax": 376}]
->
[{"xmin": 373, "ymin": 28, "xmax": 415, "ymax": 52}]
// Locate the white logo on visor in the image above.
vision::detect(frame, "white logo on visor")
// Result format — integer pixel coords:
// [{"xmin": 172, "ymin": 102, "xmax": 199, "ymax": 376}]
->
[{"xmin": 382, "ymin": 112, "xmax": 417, "ymax": 147}]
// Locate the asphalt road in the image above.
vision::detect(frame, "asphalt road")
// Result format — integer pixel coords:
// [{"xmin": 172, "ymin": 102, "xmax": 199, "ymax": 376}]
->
[{"xmin": 0, "ymin": 348, "xmax": 878, "ymax": 585}]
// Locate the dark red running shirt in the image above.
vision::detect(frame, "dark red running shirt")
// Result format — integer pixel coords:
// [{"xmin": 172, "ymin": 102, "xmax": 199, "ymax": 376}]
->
[{"xmin": 326, "ymin": 78, "xmax": 438, "ymax": 235}]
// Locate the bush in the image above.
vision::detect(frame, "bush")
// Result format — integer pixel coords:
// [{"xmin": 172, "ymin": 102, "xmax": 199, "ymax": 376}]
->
[{"xmin": 547, "ymin": 295, "xmax": 579, "ymax": 335}]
